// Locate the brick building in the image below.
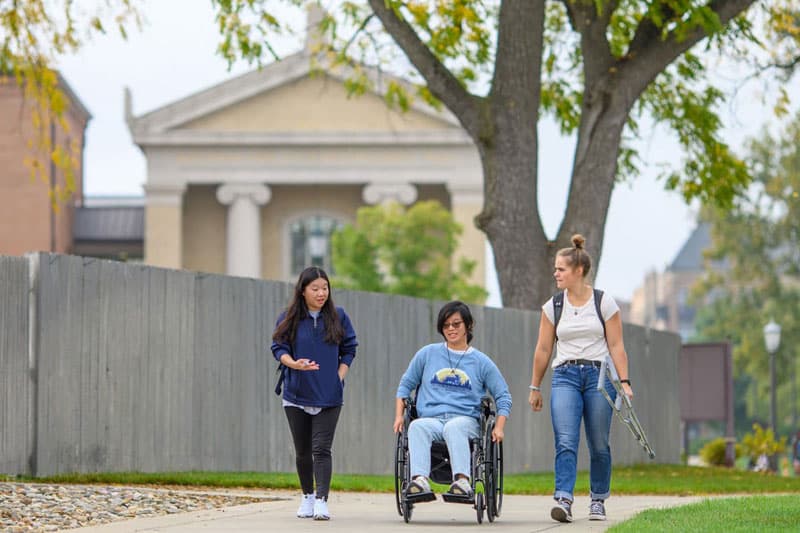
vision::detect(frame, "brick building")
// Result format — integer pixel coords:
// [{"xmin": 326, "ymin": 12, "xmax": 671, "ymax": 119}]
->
[{"xmin": 0, "ymin": 73, "xmax": 91, "ymax": 256}]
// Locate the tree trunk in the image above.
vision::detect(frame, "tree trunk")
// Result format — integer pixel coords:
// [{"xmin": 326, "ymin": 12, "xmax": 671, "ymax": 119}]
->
[
  {"xmin": 557, "ymin": 88, "xmax": 632, "ymax": 288},
  {"xmin": 476, "ymin": 127, "xmax": 553, "ymax": 310}
]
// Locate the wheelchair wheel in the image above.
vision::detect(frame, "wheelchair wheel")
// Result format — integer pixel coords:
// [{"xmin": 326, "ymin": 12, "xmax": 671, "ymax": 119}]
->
[
  {"xmin": 402, "ymin": 499, "xmax": 413, "ymax": 523},
  {"xmin": 484, "ymin": 433, "xmax": 503, "ymax": 520},
  {"xmin": 475, "ymin": 492, "xmax": 484, "ymax": 524},
  {"xmin": 494, "ymin": 441, "xmax": 504, "ymax": 517},
  {"xmin": 394, "ymin": 432, "xmax": 405, "ymax": 516}
]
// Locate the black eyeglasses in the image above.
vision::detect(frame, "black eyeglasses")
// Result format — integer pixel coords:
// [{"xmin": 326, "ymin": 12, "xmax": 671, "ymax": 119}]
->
[{"xmin": 442, "ymin": 320, "xmax": 464, "ymax": 330}]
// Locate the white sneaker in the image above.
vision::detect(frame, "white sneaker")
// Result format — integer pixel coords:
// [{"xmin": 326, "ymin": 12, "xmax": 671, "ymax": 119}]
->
[
  {"xmin": 313, "ymin": 498, "xmax": 330, "ymax": 520},
  {"xmin": 296, "ymin": 493, "xmax": 315, "ymax": 518}
]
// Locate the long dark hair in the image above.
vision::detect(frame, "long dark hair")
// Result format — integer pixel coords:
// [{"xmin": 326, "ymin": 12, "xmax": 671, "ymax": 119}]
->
[
  {"xmin": 273, "ymin": 267, "xmax": 344, "ymax": 345},
  {"xmin": 436, "ymin": 300, "xmax": 474, "ymax": 344}
]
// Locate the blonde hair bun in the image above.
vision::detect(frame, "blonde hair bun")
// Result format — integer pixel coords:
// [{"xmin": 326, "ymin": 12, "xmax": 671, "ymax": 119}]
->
[{"xmin": 571, "ymin": 234, "xmax": 586, "ymax": 249}]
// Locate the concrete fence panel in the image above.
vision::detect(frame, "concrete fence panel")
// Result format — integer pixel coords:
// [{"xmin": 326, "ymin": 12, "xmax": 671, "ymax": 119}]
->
[
  {"xmin": 0, "ymin": 255, "xmax": 31, "ymax": 475},
  {"xmin": 0, "ymin": 253, "xmax": 682, "ymax": 476}
]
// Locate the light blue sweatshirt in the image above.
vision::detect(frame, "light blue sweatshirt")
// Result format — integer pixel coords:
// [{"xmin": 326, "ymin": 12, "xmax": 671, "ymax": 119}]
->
[{"xmin": 396, "ymin": 343, "xmax": 512, "ymax": 420}]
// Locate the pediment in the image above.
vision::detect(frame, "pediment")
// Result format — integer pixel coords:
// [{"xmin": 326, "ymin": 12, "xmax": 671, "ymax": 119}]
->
[
  {"xmin": 179, "ymin": 74, "xmax": 457, "ymax": 133},
  {"xmin": 127, "ymin": 52, "xmax": 465, "ymax": 144}
]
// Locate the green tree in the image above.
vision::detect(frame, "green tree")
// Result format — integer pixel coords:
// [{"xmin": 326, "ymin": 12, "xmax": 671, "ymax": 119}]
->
[
  {"xmin": 213, "ymin": 0, "xmax": 800, "ymax": 308},
  {"xmin": 692, "ymin": 108, "xmax": 800, "ymax": 432},
  {"xmin": 331, "ymin": 200, "xmax": 488, "ymax": 303},
  {"xmin": 1, "ymin": 0, "xmax": 139, "ymax": 201}
]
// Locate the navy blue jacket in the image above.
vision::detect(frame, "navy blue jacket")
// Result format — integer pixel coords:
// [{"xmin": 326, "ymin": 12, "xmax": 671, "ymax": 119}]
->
[{"xmin": 271, "ymin": 306, "xmax": 358, "ymax": 407}]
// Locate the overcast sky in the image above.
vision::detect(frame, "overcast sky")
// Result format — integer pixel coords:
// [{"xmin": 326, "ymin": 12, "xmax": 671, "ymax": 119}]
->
[{"xmin": 55, "ymin": 0, "xmax": 798, "ymax": 304}]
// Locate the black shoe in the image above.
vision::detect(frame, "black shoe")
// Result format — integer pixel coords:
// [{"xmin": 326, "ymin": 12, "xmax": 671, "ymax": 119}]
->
[{"xmin": 551, "ymin": 498, "xmax": 573, "ymax": 523}]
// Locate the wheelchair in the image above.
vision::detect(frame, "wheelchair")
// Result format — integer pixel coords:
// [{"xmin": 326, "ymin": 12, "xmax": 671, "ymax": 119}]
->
[{"xmin": 393, "ymin": 395, "xmax": 503, "ymax": 523}]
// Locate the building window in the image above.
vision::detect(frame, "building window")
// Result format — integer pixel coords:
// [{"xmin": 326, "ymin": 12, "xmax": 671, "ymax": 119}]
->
[{"xmin": 289, "ymin": 215, "xmax": 342, "ymax": 276}]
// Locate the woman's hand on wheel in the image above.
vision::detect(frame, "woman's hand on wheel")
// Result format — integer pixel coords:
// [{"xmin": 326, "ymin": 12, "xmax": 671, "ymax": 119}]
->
[
  {"xmin": 491, "ymin": 427, "xmax": 504, "ymax": 443},
  {"xmin": 392, "ymin": 416, "xmax": 404, "ymax": 434}
]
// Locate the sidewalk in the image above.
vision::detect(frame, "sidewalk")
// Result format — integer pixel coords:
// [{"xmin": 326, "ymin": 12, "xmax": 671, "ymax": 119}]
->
[{"xmin": 70, "ymin": 490, "xmax": 707, "ymax": 532}]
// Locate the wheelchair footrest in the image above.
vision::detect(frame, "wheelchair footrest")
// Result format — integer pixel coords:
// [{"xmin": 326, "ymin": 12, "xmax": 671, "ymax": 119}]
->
[
  {"xmin": 405, "ymin": 491, "xmax": 437, "ymax": 504},
  {"xmin": 441, "ymin": 492, "xmax": 474, "ymax": 504}
]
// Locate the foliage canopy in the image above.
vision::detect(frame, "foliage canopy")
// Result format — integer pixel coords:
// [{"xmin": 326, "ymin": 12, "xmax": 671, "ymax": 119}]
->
[
  {"xmin": 692, "ymin": 108, "xmax": 800, "ymax": 430},
  {"xmin": 213, "ymin": 0, "xmax": 800, "ymax": 308}
]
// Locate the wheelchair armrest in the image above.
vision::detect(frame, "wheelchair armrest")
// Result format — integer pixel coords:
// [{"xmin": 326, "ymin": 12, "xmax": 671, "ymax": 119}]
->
[
  {"xmin": 480, "ymin": 396, "xmax": 496, "ymax": 416},
  {"xmin": 402, "ymin": 397, "xmax": 418, "ymax": 424}
]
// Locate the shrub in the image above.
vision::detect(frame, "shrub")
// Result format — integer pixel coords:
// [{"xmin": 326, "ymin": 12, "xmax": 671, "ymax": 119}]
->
[
  {"xmin": 699, "ymin": 437, "xmax": 741, "ymax": 466},
  {"xmin": 740, "ymin": 424, "xmax": 787, "ymax": 467}
]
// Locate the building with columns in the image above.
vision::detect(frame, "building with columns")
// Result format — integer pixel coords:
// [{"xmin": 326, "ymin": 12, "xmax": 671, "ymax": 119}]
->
[{"xmin": 125, "ymin": 21, "xmax": 487, "ymax": 289}]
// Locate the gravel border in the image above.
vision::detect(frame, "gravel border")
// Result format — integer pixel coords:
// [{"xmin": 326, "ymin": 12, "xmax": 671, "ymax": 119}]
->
[{"xmin": 0, "ymin": 482, "xmax": 276, "ymax": 532}]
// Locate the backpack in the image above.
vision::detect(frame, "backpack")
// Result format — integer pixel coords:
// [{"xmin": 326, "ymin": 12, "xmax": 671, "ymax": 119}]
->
[{"xmin": 552, "ymin": 289, "xmax": 605, "ymax": 340}]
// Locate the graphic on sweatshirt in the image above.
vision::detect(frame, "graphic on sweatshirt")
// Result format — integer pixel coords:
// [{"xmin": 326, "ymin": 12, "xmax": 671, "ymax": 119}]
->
[{"xmin": 431, "ymin": 368, "xmax": 472, "ymax": 390}]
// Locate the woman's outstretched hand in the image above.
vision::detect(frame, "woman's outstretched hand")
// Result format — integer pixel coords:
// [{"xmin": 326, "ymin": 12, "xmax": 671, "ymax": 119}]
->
[{"xmin": 294, "ymin": 358, "xmax": 319, "ymax": 371}]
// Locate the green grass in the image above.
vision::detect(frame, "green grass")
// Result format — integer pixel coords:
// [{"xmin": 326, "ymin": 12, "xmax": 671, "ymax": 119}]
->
[
  {"xmin": 607, "ymin": 495, "xmax": 800, "ymax": 532},
  {"xmin": 14, "ymin": 464, "xmax": 800, "ymax": 495}
]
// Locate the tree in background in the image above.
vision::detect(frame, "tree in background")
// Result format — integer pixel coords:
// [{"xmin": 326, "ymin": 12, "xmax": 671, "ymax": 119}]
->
[
  {"xmin": 1, "ymin": 0, "xmax": 139, "ymax": 203},
  {"xmin": 214, "ymin": 0, "xmax": 800, "ymax": 308},
  {"xmin": 692, "ymin": 108, "xmax": 800, "ymax": 434},
  {"xmin": 331, "ymin": 200, "xmax": 487, "ymax": 303}
]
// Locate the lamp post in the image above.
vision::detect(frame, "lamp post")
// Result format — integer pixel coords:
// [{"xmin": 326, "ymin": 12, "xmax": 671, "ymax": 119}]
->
[{"xmin": 763, "ymin": 320, "xmax": 781, "ymax": 437}]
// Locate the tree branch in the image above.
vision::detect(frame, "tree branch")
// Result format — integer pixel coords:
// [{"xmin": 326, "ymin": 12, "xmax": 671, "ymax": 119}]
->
[
  {"xmin": 366, "ymin": 0, "xmax": 482, "ymax": 137},
  {"xmin": 561, "ymin": 0, "xmax": 618, "ymax": 84},
  {"xmin": 620, "ymin": 0, "xmax": 758, "ymax": 101}
]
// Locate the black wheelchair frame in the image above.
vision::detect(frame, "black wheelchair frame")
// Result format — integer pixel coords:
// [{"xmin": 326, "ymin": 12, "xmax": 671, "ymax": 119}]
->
[{"xmin": 393, "ymin": 396, "xmax": 504, "ymax": 524}]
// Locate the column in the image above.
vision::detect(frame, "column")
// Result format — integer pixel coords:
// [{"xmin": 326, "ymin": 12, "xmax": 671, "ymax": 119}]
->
[
  {"xmin": 216, "ymin": 184, "xmax": 271, "ymax": 278},
  {"xmin": 144, "ymin": 184, "xmax": 186, "ymax": 269},
  {"xmin": 362, "ymin": 183, "xmax": 418, "ymax": 205},
  {"xmin": 447, "ymin": 184, "xmax": 486, "ymax": 293}
]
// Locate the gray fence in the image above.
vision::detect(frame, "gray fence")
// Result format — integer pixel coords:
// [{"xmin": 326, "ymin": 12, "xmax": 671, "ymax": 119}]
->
[{"xmin": 0, "ymin": 253, "xmax": 681, "ymax": 477}]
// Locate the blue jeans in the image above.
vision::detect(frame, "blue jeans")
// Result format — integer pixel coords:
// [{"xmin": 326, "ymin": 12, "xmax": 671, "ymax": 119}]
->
[
  {"xmin": 408, "ymin": 415, "xmax": 480, "ymax": 480},
  {"xmin": 550, "ymin": 363, "xmax": 616, "ymax": 502}
]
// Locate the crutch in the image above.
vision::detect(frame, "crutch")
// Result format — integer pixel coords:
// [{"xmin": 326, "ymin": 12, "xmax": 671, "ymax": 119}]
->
[{"xmin": 598, "ymin": 355, "xmax": 656, "ymax": 459}]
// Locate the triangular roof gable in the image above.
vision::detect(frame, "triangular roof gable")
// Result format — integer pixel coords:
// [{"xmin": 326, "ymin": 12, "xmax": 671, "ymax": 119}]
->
[
  {"xmin": 127, "ymin": 51, "xmax": 461, "ymax": 136},
  {"xmin": 179, "ymin": 72, "xmax": 454, "ymax": 133},
  {"xmin": 668, "ymin": 223, "xmax": 711, "ymax": 272}
]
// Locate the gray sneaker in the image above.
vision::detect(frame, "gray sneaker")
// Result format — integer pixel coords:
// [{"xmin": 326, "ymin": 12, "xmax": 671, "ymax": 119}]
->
[
  {"xmin": 551, "ymin": 498, "xmax": 573, "ymax": 523},
  {"xmin": 407, "ymin": 476, "xmax": 432, "ymax": 496},
  {"xmin": 589, "ymin": 499, "xmax": 606, "ymax": 521}
]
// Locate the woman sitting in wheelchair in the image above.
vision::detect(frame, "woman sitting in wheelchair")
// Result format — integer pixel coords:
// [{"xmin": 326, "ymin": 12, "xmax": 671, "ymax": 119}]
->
[{"xmin": 393, "ymin": 301, "xmax": 512, "ymax": 500}]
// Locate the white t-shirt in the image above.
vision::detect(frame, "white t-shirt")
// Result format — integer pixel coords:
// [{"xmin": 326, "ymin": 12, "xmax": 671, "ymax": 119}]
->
[{"xmin": 542, "ymin": 289, "xmax": 620, "ymax": 368}]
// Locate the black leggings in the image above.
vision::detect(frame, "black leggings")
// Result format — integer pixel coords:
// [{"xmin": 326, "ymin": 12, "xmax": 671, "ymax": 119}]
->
[{"xmin": 284, "ymin": 405, "xmax": 342, "ymax": 500}]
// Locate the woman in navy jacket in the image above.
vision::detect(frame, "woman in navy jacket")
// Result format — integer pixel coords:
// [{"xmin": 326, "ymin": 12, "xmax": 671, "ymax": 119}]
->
[{"xmin": 272, "ymin": 266, "xmax": 358, "ymax": 521}]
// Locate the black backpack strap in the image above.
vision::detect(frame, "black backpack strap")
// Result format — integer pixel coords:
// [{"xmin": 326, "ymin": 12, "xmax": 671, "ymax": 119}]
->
[
  {"xmin": 552, "ymin": 291, "xmax": 564, "ymax": 340},
  {"xmin": 593, "ymin": 288, "xmax": 606, "ymax": 338},
  {"xmin": 554, "ymin": 289, "xmax": 605, "ymax": 340}
]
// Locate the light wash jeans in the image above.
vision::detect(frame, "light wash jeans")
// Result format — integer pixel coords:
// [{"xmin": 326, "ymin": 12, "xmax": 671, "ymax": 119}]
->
[
  {"xmin": 550, "ymin": 363, "xmax": 616, "ymax": 502},
  {"xmin": 408, "ymin": 415, "xmax": 480, "ymax": 480}
]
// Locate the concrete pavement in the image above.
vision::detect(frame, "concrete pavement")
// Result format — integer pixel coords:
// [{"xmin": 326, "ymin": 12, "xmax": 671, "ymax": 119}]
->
[{"xmin": 70, "ymin": 490, "xmax": 709, "ymax": 532}]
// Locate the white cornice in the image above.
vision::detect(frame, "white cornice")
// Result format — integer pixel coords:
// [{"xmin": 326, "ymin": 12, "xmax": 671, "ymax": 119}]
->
[{"xmin": 133, "ymin": 129, "xmax": 473, "ymax": 147}]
